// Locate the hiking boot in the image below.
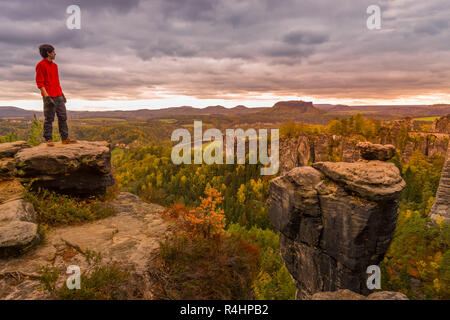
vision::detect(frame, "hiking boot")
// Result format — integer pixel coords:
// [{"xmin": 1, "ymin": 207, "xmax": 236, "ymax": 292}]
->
[
  {"xmin": 62, "ymin": 139, "xmax": 78, "ymax": 144},
  {"xmin": 46, "ymin": 141, "xmax": 55, "ymax": 147}
]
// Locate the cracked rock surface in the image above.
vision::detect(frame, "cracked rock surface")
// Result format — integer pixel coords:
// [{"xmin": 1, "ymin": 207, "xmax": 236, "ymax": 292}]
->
[{"xmin": 0, "ymin": 192, "xmax": 169, "ymax": 299}]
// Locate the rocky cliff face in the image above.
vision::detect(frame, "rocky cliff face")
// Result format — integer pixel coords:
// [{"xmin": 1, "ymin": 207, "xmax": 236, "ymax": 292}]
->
[
  {"xmin": 429, "ymin": 144, "xmax": 450, "ymax": 223},
  {"xmin": 431, "ymin": 115, "xmax": 450, "ymax": 134},
  {"xmin": 279, "ymin": 134, "xmax": 361, "ymax": 174},
  {"xmin": 269, "ymin": 143, "xmax": 405, "ymax": 299},
  {"xmin": 280, "ymin": 129, "xmax": 449, "ymax": 174},
  {"xmin": 279, "ymin": 135, "xmax": 312, "ymax": 174}
]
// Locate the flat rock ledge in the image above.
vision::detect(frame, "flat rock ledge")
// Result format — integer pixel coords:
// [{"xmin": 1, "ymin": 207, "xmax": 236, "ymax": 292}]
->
[
  {"xmin": 0, "ymin": 141, "xmax": 30, "ymax": 158},
  {"xmin": 0, "ymin": 192, "xmax": 170, "ymax": 300},
  {"xmin": 13, "ymin": 140, "xmax": 114, "ymax": 196},
  {"xmin": 312, "ymin": 160, "xmax": 405, "ymax": 201}
]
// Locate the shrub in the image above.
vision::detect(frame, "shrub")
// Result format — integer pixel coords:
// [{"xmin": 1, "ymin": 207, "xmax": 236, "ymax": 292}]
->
[
  {"xmin": 39, "ymin": 251, "xmax": 130, "ymax": 300},
  {"xmin": 157, "ymin": 232, "xmax": 260, "ymax": 299},
  {"xmin": 23, "ymin": 183, "xmax": 115, "ymax": 226},
  {"xmin": 152, "ymin": 188, "xmax": 260, "ymax": 299}
]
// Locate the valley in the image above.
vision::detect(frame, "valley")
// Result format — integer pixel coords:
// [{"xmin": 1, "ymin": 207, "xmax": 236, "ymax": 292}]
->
[{"xmin": 0, "ymin": 101, "xmax": 449, "ymax": 300}]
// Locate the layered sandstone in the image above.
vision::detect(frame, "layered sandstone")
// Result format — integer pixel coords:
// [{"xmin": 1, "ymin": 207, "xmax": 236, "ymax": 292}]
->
[
  {"xmin": 268, "ymin": 158, "xmax": 405, "ymax": 299},
  {"xmin": 429, "ymin": 144, "xmax": 450, "ymax": 223},
  {"xmin": 0, "ymin": 140, "xmax": 116, "ymax": 258},
  {"xmin": 14, "ymin": 140, "xmax": 114, "ymax": 195},
  {"xmin": 431, "ymin": 115, "xmax": 450, "ymax": 134}
]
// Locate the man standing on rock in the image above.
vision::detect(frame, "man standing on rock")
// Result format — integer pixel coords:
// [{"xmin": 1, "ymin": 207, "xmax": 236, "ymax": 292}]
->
[{"xmin": 35, "ymin": 44, "xmax": 77, "ymax": 147}]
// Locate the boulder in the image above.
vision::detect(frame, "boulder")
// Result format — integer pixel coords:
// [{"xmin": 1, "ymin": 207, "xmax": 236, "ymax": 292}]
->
[
  {"xmin": 357, "ymin": 142, "xmax": 396, "ymax": 161},
  {"xmin": 0, "ymin": 222, "xmax": 40, "ymax": 258},
  {"xmin": 0, "ymin": 199, "xmax": 40, "ymax": 258},
  {"xmin": 0, "ymin": 199, "xmax": 36, "ymax": 223},
  {"xmin": 268, "ymin": 161, "xmax": 405, "ymax": 299},
  {"xmin": 0, "ymin": 181, "xmax": 41, "ymax": 258},
  {"xmin": 0, "ymin": 200, "xmax": 40, "ymax": 259},
  {"xmin": 311, "ymin": 289, "xmax": 408, "ymax": 300},
  {"xmin": 312, "ymin": 161, "xmax": 405, "ymax": 201},
  {"xmin": 0, "ymin": 141, "xmax": 30, "ymax": 158},
  {"xmin": 14, "ymin": 140, "xmax": 114, "ymax": 196},
  {"xmin": 311, "ymin": 289, "xmax": 365, "ymax": 300},
  {"xmin": 366, "ymin": 291, "xmax": 409, "ymax": 300}
]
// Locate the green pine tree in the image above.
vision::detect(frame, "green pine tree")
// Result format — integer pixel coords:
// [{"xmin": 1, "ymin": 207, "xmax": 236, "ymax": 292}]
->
[{"xmin": 27, "ymin": 114, "xmax": 44, "ymax": 146}]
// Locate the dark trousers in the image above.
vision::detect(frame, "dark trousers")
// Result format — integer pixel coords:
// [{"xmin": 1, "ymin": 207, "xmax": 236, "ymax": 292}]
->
[{"xmin": 43, "ymin": 95, "xmax": 69, "ymax": 141}]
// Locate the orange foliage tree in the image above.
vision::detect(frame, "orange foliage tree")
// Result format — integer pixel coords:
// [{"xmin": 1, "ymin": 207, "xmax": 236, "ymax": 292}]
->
[{"xmin": 182, "ymin": 187, "xmax": 226, "ymax": 239}]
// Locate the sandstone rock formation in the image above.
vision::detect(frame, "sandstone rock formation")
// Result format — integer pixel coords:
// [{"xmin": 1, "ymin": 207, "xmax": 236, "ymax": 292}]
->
[
  {"xmin": 356, "ymin": 142, "xmax": 395, "ymax": 161},
  {"xmin": 0, "ymin": 158, "xmax": 16, "ymax": 179},
  {"xmin": 280, "ymin": 130, "xmax": 448, "ymax": 172},
  {"xmin": 0, "ymin": 140, "xmax": 117, "ymax": 259},
  {"xmin": 0, "ymin": 192, "xmax": 170, "ymax": 299},
  {"xmin": 311, "ymin": 289, "xmax": 408, "ymax": 300},
  {"xmin": 312, "ymin": 161, "xmax": 405, "ymax": 201},
  {"xmin": 311, "ymin": 134, "xmax": 360, "ymax": 163},
  {"xmin": 279, "ymin": 134, "xmax": 361, "ymax": 174},
  {"xmin": 14, "ymin": 140, "xmax": 114, "ymax": 195},
  {"xmin": 0, "ymin": 141, "xmax": 30, "ymax": 158},
  {"xmin": 0, "ymin": 181, "xmax": 40, "ymax": 258},
  {"xmin": 268, "ymin": 158, "xmax": 405, "ymax": 299},
  {"xmin": 429, "ymin": 144, "xmax": 450, "ymax": 223},
  {"xmin": 0, "ymin": 141, "xmax": 30, "ymax": 179},
  {"xmin": 279, "ymin": 135, "xmax": 311, "ymax": 174},
  {"xmin": 431, "ymin": 114, "xmax": 450, "ymax": 134}
]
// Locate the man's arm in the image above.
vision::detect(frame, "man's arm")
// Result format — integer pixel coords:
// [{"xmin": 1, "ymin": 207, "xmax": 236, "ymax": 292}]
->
[
  {"xmin": 40, "ymin": 87, "xmax": 49, "ymax": 97},
  {"xmin": 36, "ymin": 64, "xmax": 48, "ymax": 97}
]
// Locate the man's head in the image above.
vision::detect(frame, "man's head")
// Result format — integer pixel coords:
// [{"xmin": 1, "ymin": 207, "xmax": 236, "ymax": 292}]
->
[{"xmin": 39, "ymin": 44, "xmax": 56, "ymax": 60}]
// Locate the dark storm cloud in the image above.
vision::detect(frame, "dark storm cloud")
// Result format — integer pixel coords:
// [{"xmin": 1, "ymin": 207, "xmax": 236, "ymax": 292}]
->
[
  {"xmin": 414, "ymin": 20, "xmax": 449, "ymax": 36},
  {"xmin": 1, "ymin": 0, "xmax": 450, "ymax": 103},
  {"xmin": 0, "ymin": 0, "xmax": 140, "ymax": 21},
  {"xmin": 283, "ymin": 31, "xmax": 329, "ymax": 45}
]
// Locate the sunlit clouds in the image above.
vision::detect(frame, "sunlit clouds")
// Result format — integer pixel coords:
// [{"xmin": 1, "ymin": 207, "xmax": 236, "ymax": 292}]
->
[{"xmin": 1, "ymin": 0, "xmax": 450, "ymax": 110}]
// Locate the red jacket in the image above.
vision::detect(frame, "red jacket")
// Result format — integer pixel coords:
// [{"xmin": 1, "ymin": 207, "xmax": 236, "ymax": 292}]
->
[{"xmin": 35, "ymin": 58, "xmax": 63, "ymax": 97}]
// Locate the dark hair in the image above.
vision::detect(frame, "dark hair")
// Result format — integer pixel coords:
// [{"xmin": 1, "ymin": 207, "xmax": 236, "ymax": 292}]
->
[{"xmin": 39, "ymin": 44, "xmax": 55, "ymax": 58}]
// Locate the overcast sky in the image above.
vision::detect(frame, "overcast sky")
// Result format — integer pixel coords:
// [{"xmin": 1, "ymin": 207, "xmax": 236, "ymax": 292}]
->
[{"xmin": 1, "ymin": 0, "xmax": 450, "ymax": 110}]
